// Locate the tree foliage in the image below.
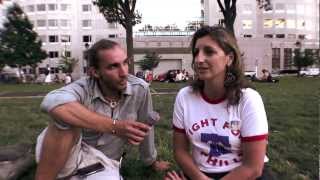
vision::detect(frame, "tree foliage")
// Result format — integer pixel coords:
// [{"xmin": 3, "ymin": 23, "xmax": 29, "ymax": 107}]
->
[
  {"xmin": 0, "ymin": 3, "xmax": 47, "ymax": 71},
  {"xmin": 138, "ymin": 52, "xmax": 160, "ymax": 71},
  {"xmin": 58, "ymin": 55, "xmax": 79, "ymax": 73},
  {"xmin": 93, "ymin": 0, "xmax": 141, "ymax": 74},
  {"xmin": 293, "ymin": 49, "xmax": 314, "ymax": 76}
]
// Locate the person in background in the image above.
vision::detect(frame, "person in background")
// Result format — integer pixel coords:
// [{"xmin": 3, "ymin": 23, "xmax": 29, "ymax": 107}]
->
[
  {"xmin": 64, "ymin": 73, "xmax": 72, "ymax": 84},
  {"xmin": 165, "ymin": 26, "xmax": 269, "ymax": 180},
  {"xmin": 261, "ymin": 69, "xmax": 272, "ymax": 82},
  {"xmin": 35, "ymin": 39, "xmax": 170, "ymax": 180}
]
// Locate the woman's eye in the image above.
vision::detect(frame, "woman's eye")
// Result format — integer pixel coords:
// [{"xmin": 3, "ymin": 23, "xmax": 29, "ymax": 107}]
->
[
  {"xmin": 203, "ymin": 47, "xmax": 214, "ymax": 55},
  {"xmin": 193, "ymin": 48, "xmax": 199, "ymax": 56}
]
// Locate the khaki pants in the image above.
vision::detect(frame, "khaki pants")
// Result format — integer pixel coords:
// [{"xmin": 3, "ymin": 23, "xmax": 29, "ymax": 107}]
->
[{"xmin": 35, "ymin": 128, "xmax": 123, "ymax": 180}]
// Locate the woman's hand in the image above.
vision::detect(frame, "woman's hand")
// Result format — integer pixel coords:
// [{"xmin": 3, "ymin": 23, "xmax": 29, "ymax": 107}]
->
[{"xmin": 164, "ymin": 171, "xmax": 187, "ymax": 180}]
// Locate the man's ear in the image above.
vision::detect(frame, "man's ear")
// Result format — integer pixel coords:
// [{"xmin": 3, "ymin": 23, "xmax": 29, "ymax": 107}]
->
[{"xmin": 89, "ymin": 67, "xmax": 99, "ymax": 78}]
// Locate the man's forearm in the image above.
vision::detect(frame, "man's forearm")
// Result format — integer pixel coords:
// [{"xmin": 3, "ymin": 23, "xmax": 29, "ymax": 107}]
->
[{"xmin": 49, "ymin": 101, "xmax": 113, "ymax": 133}]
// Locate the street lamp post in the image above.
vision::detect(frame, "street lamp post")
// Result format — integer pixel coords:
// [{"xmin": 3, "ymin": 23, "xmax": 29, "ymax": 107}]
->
[{"xmin": 84, "ymin": 43, "xmax": 90, "ymax": 75}]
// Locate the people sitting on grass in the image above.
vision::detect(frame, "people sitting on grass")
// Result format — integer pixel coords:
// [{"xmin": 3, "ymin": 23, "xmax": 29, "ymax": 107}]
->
[
  {"xmin": 252, "ymin": 69, "xmax": 279, "ymax": 83},
  {"xmin": 165, "ymin": 25, "xmax": 269, "ymax": 180}
]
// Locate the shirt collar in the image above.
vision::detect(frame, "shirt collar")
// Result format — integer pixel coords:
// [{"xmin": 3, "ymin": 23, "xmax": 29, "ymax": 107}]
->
[{"xmin": 91, "ymin": 78, "xmax": 133, "ymax": 101}]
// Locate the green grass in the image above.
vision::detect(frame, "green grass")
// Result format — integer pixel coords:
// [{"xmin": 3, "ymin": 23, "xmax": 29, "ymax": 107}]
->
[
  {"xmin": 0, "ymin": 83, "xmax": 63, "ymax": 95},
  {"xmin": 0, "ymin": 77, "xmax": 319, "ymax": 179}
]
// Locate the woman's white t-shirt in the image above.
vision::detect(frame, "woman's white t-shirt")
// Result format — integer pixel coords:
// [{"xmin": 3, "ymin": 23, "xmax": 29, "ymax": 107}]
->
[{"xmin": 172, "ymin": 87, "xmax": 268, "ymax": 173}]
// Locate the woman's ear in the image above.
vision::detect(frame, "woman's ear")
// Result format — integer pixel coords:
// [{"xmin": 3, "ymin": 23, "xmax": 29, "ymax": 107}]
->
[{"xmin": 227, "ymin": 53, "xmax": 234, "ymax": 66}]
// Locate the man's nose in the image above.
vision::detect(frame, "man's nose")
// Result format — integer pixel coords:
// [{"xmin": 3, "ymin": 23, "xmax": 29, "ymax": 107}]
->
[{"xmin": 119, "ymin": 64, "xmax": 128, "ymax": 77}]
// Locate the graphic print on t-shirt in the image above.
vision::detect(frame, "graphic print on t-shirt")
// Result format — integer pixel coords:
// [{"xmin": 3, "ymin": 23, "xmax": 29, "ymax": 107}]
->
[{"xmin": 201, "ymin": 133, "xmax": 231, "ymax": 157}]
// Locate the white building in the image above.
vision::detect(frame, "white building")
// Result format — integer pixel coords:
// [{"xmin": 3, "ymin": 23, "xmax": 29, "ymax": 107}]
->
[
  {"xmin": 203, "ymin": 0, "xmax": 319, "ymax": 74},
  {"xmin": 10, "ymin": 0, "xmax": 125, "ymax": 79}
]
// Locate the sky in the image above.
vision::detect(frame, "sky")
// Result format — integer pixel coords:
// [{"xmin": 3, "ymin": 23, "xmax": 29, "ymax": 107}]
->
[
  {"xmin": 135, "ymin": 0, "xmax": 201, "ymax": 30},
  {"xmin": 0, "ymin": 0, "xmax": 202, "ymax": 30}
]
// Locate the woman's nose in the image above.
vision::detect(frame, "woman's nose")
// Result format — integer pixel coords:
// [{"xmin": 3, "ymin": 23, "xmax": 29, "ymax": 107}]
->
[{"xmin": 195, "ymin": 51, "xmax": 205, "ymax": 63}]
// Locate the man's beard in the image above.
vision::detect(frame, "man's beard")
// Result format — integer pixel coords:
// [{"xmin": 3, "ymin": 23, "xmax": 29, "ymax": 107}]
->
[{"xmin": 99, "ymin": 77, "xmax": 127, "ymax": 93}]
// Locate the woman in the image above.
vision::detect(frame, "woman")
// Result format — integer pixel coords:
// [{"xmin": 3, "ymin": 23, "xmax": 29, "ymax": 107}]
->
[{"xmin": 165, "ymin": 26, "xmax": 268, "ymax": 180}]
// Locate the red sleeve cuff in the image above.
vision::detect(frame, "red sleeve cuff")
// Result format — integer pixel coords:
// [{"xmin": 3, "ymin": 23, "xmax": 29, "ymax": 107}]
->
[
  {"xmin": 173, "ymin": 125, "xmax": 186, "ymax": 134},
  {"xmin": 241, "ymin": 134, "xmax": 268, "ymax": 142}
]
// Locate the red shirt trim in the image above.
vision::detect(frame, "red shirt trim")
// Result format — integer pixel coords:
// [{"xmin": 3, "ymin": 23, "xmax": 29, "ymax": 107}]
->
[
  {"xmin": 173, "ymin": 125, "xmax": 186, "ymax": 134},
  {"xmin": 241, "ymin": 134, "xmax": 268, "ymax": 142},
  {"xmin": 200, "ymin": 90, "xmax": 226, "ymax": 104}
]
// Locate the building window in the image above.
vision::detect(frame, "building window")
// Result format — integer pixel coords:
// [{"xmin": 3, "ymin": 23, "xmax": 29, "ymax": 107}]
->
[
  {"xmin": 60, "ymin": 19, "xmax": 71, "ymax": 27},
  {"xmin": 39, "ymin": 35, "xmax": 46, "ymax": 43},
  {"xmin": 82, "ymin": 20, "xmax": 92, "ymax": 28},
  {"xmin": 61, "ymin": 4, "xmax": 70, "ymax": 11},
  {"xmin": 37, "ymin": 19, "xmax": 46, "ymax": 27},
  {"xmin": 275, "ymin": 18, "xmax": 285, "ymax": 28},
  {"xmin": 275, "ymin": 3, "xmax": 285, "ymax": 13},
  {"xmin": 82, "ymin": 4, "xmax": 92, "ymax": 12},
  {"xmin": 242, "ymin": 4, "xmax": 252, "ymax": 14},
  {"xmin": 286, "ymin": 4, "xmax": 295, "ymax": 14},
  {"xmin": 27, "ymin": 5, "xmax": 35, "ymax": 12},
  {"xmin": 276, "ymin": 34, "xmax": 285, "ymax": 38},
  {"xmin": 297, "ymin": 19, "xmax": 306, "ymax": 29},
  {"xmin": 37, "ymin": 4, "xmax": 46, "ymax": 11},
  {"xmin": 263, "ymin": 4, "xmax": 273, "ymax": 13},
  {"xmin": 108, "ymin": 23, "xmax": 117, "ymax": 29},
  {"xmin": 48, "ymin": 19, "xmax": 58, "ymax": 27},
  {"xmin": 264, "ymin": 34, "xmax": 273, "ymax": 38},
  {"xmin": 49, "ymin": 51, "xmax": 59, "ymax": 58},
  {"xmin": 48, "ymin": 4, "xmax": 58, "ymax": 11},
  {"xmin": 61, "ymin": 35, "xmax": 71, "ymax": 42},
  {"xmin": 286, "ymin": 19, "xmax": 295, "ymax": 29},
  {"xmin": 108, "ymin": 34, "xmax": 117, "ymax": 38},
  {"xmin": 218, "ymin": 19, "xmax": 225, "ymax": 26},
  {"xmin": 298, "ymin": 34, "xmax": 305, "ymax": 40},
  {"xmin": 284, "ymin": 48, "xmax": 293, "ymax": 69},
  {"xmin": 64, "ymin": 51, "xmax": 71, "ymax": 57},
  {"xmin": 272, "ymin": 48, "xmax": 280, "ymax": 69},
  {"xmin": 83, "ymin": 35, "xmax": 92, "ymax": 43},
  {"xmin": 242, "ymin": 20, "xmax": 252, "ymax": 29},
  {"xmin": 287, "ymin": 34, "xmax": 296, "ymax": 39},
  {"xmin": 263, "ymin": 19, "xmax": 273, "ymax": 28},
  {"xmin": 49, "ymin": 35, "xmax": 59, "ymax": 43}
]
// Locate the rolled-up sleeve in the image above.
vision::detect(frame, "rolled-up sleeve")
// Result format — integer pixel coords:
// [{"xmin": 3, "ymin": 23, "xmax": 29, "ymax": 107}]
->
[
  {"xmin": 40, "ymin": 79, "xmax": 88, "ymax": 129},
  {"xmin": 138, "ymin": 87, "xmax": 157, "ymax": 165}
]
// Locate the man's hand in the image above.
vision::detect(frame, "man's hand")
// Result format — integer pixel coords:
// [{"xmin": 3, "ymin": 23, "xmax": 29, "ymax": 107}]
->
[
  {"xmin": 151, "ymin": 160, "xmax": 171, "ymax": 171},
  {"xmin": 115, "ymin": 120, "xmax": 151, "ymax": 145}
]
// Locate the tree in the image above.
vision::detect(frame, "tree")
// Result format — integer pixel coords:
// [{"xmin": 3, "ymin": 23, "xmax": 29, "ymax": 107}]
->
[
  {"xmin": 93, "ymin": 0, "xmax": 141, "ymax": 74},
  {"xmin": 217, "ymin": 0, "xmax": 271, "ymax": 36},
  {"xmin": 0, "ymin": 3, "xmax": 47, "ymax": 77},
  {"xmin": 58, "ymin": 55, "xmax": 79, "ymax": 73},
  {"xmin": 138, "ymin": 52, "xmax": 160, "ymax": 71},
  {"xmin": 293, "ymin": 49, "xmax": 314, "ymax": 76}
]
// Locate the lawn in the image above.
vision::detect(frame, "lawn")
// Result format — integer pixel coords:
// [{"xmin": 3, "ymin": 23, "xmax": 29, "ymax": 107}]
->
[{"xmin": 0, "ymin": 76, "xmax": 319, "ymax": 179}]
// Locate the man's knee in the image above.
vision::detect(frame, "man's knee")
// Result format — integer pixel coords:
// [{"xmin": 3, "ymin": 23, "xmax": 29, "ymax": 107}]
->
[{"xmin": 46, "ymin": 123, "xmax": 80, "ymax": 146}]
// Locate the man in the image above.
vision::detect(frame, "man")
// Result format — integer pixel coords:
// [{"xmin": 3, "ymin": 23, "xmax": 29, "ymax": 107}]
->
[{"xmin": 35, "ymin": 39, "xmax": 169, "ymax": 180}]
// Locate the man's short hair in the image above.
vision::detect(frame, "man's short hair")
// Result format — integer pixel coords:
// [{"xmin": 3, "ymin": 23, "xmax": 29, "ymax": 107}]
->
[{"xmin": 87, "ymin": 39, "xmax": 119, "ymax": 69}]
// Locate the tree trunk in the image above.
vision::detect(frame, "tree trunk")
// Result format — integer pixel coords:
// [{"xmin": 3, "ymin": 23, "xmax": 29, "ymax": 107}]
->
[
  {"xmin": 126, "ymin": 23, "xmax": 134, "ymax": 75},
  {"xmin": 225, "ymin": 17, "xmax": 235, "ymax": 37}
]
